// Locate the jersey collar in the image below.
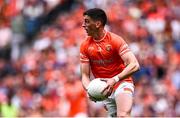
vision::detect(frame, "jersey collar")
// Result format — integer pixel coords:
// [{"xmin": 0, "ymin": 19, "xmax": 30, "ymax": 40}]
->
[{"xmin": 92, "ymin": 30, "xmax": 107, "ymax": 42}]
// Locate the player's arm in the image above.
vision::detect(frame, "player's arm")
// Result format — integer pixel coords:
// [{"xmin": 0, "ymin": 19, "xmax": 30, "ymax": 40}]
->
[
  {"xmin": 80, "ymin": 62, "xmax": 91, "ymax": 91},
  {"xmin": 115, "ymin": 51, "xmax": 140, "ymax": 82},
  {"xmin": 80, "ymin": 41, "xmax": 91, "ymax": 91},
  {"xmin": 81, "ymin": 62, "xmax": 98, "ymax": 102},
  {"xmin": 112, "ymin": 36, "xmax": 140, "ymax": 82},
  {"xmin": 101, "ymin": 51, "xmax": 140, "ymax": 96}
]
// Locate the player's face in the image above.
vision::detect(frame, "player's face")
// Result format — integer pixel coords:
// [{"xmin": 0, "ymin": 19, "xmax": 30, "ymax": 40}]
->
[{"xmin": 82, "ymin": 15, "xmax": 99, "ymax": 36}]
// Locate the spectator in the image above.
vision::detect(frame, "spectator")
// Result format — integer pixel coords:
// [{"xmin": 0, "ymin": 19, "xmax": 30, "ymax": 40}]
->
[{"xmin": 0, "ymin": 0, "xmax": 179, "ymax": 117}]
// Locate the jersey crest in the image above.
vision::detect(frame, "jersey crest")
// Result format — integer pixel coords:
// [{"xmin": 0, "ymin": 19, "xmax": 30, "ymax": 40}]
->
[{"xmin": 105, "ymin": 44, "xmax": 112, "ymax": 52}]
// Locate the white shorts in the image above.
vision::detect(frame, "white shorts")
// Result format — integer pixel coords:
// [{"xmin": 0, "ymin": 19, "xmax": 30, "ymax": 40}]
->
[{"xmin": 103, "ymin": 82, "xmax": 134, "ymax": 117}]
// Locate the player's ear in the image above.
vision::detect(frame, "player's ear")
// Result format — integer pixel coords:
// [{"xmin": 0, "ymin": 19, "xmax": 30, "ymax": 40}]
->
[{"xmin": 95, "ymin": 21, "xmax": 101, "ymax": 28}]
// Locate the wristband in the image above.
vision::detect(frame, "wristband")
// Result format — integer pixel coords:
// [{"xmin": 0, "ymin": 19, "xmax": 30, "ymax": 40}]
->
[{"xmin": 113, "ymin": 75, "xmax": 120, "ymax": 82}]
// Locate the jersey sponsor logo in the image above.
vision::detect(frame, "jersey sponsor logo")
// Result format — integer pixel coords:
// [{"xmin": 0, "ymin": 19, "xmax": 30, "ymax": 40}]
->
[{"xmin": 90, "ymin": 58, "xmax": 113, "ymax": 65}]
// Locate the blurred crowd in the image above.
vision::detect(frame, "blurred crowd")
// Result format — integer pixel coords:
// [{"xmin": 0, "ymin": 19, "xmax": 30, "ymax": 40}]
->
[{"xmin": 0, "ymin": 0, "xmax": 179, "ymax": 117}]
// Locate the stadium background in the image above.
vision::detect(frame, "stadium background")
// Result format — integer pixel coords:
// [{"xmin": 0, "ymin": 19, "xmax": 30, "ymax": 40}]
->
[{"xmin": 0, "ymin": 0, "xmax": 179, "ymax": 117}]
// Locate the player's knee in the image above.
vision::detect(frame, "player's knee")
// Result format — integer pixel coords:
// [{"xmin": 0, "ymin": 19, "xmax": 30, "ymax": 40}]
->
[{"xmin": 117, "ymin": 111, "xmax": 130, "ymax": 117}]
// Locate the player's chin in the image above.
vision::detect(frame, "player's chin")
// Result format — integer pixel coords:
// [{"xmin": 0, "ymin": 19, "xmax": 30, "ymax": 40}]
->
[
  {"xmin": 85, "ymin": 30, "xmax": 91, "ymax": 36},
  {"xmin": 85, "ymin": 31, "xmax": 89, "ymax": 35},
  {"xmin": 86, "ymin": 32, "xmax": 93, "ymax": 36},
  {"xmin": 85, "ymin": 33, "xmax": 90, "ymax": 36}
]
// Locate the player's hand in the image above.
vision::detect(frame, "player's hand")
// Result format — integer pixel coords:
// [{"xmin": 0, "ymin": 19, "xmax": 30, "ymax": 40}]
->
[{"xmin": 100, "ymin": 78, "xmax": 116, "ymax": 97}]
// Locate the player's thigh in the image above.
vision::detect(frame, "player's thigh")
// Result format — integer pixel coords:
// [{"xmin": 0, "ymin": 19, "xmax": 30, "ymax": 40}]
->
[
  {"xmin": 115, "ymin": 93, "xmax": 133, "ymax": 116},
  {"xmin": 114, "ymin": 82, "xmax": 134, "ymax": 116}
]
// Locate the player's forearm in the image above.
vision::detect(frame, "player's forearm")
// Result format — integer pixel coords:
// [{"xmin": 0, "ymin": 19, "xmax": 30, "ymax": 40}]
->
[
  {"xmin": 81, "ymin": 75, "xmax": 91, "ymax": 91},
  {"xmin": 117, "ymin": 61, "xmax": 140, "ymax": 81}
]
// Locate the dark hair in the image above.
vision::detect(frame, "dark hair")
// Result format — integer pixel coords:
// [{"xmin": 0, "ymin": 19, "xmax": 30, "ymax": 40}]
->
[{"xmin": 83, "ymin": 8, "xmax": 107, "ymax": 26}]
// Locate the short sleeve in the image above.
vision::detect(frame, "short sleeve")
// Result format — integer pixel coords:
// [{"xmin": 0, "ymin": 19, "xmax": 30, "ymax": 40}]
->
[
  {"xmin": 80, "ymin": 41, "xmax": 89, "ymax": 63},
  {"xmin": 112, "ymin": 34, "xmax": 131, "ymax": 56}
]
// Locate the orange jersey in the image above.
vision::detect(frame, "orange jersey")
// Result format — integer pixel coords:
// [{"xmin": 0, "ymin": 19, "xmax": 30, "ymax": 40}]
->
[{"xmin": 80, "ymin": 31, "xmax": 133, "ymax": 84}]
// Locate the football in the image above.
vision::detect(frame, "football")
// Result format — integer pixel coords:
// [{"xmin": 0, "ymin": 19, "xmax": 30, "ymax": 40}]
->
[{"xmin": 87, "ymin": 78, "xmax": 107, "ymax": 101}]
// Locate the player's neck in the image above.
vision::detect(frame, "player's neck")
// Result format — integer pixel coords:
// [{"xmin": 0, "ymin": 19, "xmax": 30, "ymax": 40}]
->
[{"xmin": 93, "ymin": 29, "xmax": 106, "ymax": 41}]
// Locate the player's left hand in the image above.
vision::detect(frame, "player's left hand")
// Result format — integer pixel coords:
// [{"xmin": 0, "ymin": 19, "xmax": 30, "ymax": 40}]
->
[{"xmin": 100, "ymin": 78, "xmax": 116, "ymax": 97}]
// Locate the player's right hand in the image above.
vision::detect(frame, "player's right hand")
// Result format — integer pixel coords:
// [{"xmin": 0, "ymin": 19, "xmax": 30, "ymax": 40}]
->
[{"xmin": 100, "ymin": 78, "xmax": 116, "ymax": 97}]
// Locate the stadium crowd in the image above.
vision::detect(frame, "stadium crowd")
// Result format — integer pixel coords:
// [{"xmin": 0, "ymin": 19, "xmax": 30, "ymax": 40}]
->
[{"xmin": 0, "ymin": 0, "xmax": 179, "ymax": 117}]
